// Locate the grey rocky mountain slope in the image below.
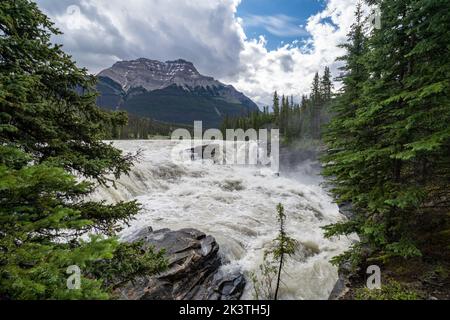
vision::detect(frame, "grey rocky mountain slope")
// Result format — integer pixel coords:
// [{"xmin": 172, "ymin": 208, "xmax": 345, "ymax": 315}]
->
[
  {"xmin": 96, "ymin": 58, "xmax": 258, "ymax": 127},
  {"xmin": 99, "ymin": 58, "xmax": 218, "ymax": 92}
]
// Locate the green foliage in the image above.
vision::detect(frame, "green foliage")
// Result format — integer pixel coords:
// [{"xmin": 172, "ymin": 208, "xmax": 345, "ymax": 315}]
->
[
  {"xmin": 271, "ymin": 204, "xmax": 297, "ymax": 262},
  {"xmin": 355, "ymin": 280, "xmax": 421, "ymax": 300},
  {"xmin": 0, "ymin": 233, "xmax": 116, "ymax": 300},
  {"xmin": 89, "ymin": 242, "xmax": 168, "ymax": 291},
  {"xmin": 220, "ymin": 68, "xmax": 333, "ymax": 144},
  {"xmin": 273, "ymin": 91, "xmax": 280, "ymax": 121},
  {"xmin": 250, "ymin": 252, "xmax": 278, "ymax": 300},
  {"xmin": 220, "ymin": 109, "xmax": 275, "ymax": 136},
  {"xmin": 322, "ymin": 0, "xmax": 450, "ymax": 267},
  {"xmin": 97, "ymin": 80, "xmax": 256, "ymax": 128},
  {"xmin": 105, "ymin": 112, "xmax": 193, "ymax": 140},
  {"xmin": 251, "ymin": 204, "xmax": 297, "ymax": 300},
  {"xmin": 0, "ymin": 0, "xmax": 166, "ymax": 299}
]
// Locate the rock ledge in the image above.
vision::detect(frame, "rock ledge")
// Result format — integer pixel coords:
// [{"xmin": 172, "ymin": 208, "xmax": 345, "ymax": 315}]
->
[{"xmin": 116, "ymin": 227, "xmax": 245, "ymax": 300}]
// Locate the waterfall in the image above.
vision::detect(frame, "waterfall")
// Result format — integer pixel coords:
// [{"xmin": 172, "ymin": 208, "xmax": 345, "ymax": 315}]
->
[{"xmin": 91, "ymin": 140, "xmax": 355, "ymax": 300}]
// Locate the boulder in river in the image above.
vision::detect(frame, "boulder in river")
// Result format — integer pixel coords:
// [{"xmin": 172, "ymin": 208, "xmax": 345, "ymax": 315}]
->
[{"xmin": 115, "ymin": 227, "xmax": 246, "ymax": 300}]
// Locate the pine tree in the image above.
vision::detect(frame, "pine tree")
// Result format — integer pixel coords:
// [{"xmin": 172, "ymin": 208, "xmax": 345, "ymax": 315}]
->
[
  {"xmin": 301, "ymin": 95, "xmax": 308, "ymax": 109},
  {"xmin": 320, "ymin": 66, "xmax": 333, "ymax": 101},
  {"xmin": 220, "ymin": 114, "xmax": 230, "ymax": 135},
  {"xmin": 280, "ymin": 95, "xmax": 287, "ymax": 135},
  {"xmin": 322, "ymin": 3, "xmax": 370, "ymax": 264},
  {"xmin": 273, "ymin": 91, "xmax": 280, "ymax": 123},
  {"xmin": 0, "ymin": 0, "xmax": 166, "ymax": 299},
  {"xmin": 250, "ymin": 204, "xmax": 296, "ymax": 300},
  {"xmin": 323, "ymin": 0, "xmax": 450, "ymax": 264},
  {"xmin": 310, "ymin": 72, "xmax": 322, "ymax": 139},
  {"xmin": 272, "ymin": 204, "xmax": 296, "ymax": 300},
  {"xmin": 311, "ymin": 72, "xmax": 321, "ymax": 104}
]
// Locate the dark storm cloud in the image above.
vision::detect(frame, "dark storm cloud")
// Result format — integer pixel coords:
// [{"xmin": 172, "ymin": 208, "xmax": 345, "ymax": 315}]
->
[{"xmin": 36, "ymin": 0, "xmax": 245, "ymax": 78}]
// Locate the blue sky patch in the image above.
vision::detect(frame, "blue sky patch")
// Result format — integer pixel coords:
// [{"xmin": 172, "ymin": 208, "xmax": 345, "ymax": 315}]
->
[{"xmin": 237, "ymin": 0, "xmax": 326, "ymax": 50}]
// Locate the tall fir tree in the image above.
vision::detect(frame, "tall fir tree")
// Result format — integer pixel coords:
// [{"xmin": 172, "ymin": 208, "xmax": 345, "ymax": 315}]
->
[
  {"xmin": 280, "ymin": 95, "xmax": 287, "ymax": 135},
  {"xmin": 323, "ymin": 0, "xmax": 450, "ymax": 265},
  {"xmin": 311, "ymin": 72, "xmax": 321, "ymax": 104},
  {"xmin": 320, "ymin": 66, "xmax": 333, "ymax": 102},
  {"xmin": 301, "ymin": 95, "xmax": 308, "ymax": 109},
  {"xmin": 311, "ymin": 72, "xmax": 322, "ymax": 139},
  {"xmin": 0, "ymin": 0, "xmax": 166, "ymax": 299},
  {"xmin": 273, "ymin": 91, "xmax": 280, "ymax": 123}
]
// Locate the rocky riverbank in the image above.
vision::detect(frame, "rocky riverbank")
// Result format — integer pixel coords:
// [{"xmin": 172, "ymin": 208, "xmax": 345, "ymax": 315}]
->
[
  {"xmin": 328, "ymin": 204, "xmax": 450, "ymax": 300},
  {"xmin": 115, "ymin": 227, "xmax": 246, "ymax": 300}
]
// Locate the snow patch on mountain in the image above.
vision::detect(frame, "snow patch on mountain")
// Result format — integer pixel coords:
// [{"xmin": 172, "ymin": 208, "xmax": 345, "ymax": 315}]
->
[{"xmin": 99, "ymin": 58, "xmax": 224, "ymax": 92}]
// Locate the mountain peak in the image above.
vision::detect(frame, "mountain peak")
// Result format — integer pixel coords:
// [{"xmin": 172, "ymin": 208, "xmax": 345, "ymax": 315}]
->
[
  {"xmin": 96, "ymin": 57, "xmax": 259, "ymax": 126},
  {"xmin": 165, "ymin": 58, "xmax": 194, "ymax": 65},
  {"xmin": 99, "ymin": 57, "xmax": 212, "ymax": 91}
]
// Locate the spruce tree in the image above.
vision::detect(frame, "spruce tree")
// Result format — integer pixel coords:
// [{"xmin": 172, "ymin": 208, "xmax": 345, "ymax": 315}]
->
[
  {"xmin": 280, "ymin": 95, "xmax": 287, "ymax": 135},
  {"xmin": 311, "ymin": 72, "xmax": 321, "ymax": 104},
  {"xmin": 320, "ymin": 66, "xmax": 333, "ymax": 102},
  {"xmin": 301, "ymin": 95, "xmax": 308, "ymax": 109},
  {"xmin": 323, "ymin": 0, "xmax": 450, "ymax": 264},
  {"xmin": 273, "ymin": 91, "xmax": 280, "ymax": 123},
  {"xmin": 322, "ymin": 3, "xmax": 370, "ymax": 264},
  {"xmin": 0, "ymin": 0, "xmax": 166, "ymax": 299},
  {"xmin": 311, "ymin": 72, "xmax": 322, "ymax": 139}
]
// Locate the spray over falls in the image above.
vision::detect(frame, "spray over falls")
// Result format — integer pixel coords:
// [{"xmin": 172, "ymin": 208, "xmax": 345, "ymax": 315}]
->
[{"xmin": 91, "ymin": 140, "xmax": 354, "ymax": 299}]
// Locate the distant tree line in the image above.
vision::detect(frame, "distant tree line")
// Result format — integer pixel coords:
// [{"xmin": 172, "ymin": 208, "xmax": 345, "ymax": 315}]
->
[
  {"xmin": 220, "ymin": 66, "xmax": 333, "ymax": 143},
  {"xmin": 105, "ymin": 112, "xmax": 193, "ymax": 139},
  {"xmin": 323, "ymin": 1, "xmax": 450, "ymax": 270},
  {"xmin": 223, "ymin": 0, "xmax": 450, "ymax": 291}
]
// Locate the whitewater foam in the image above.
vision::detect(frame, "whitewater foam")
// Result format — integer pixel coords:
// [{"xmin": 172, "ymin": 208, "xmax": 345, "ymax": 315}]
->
[{"xmin": 91, "ymin": 140, "xmax": 355, "ymax": 300}]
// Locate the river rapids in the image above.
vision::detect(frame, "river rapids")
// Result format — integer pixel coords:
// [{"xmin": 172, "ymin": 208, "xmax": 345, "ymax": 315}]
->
[{"xmin": 91, "ymin": 140, "xmax": 355, "ymax": 300}]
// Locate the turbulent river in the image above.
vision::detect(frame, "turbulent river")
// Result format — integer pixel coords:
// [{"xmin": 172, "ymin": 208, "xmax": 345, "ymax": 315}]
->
[{"xmin": 92, "ymin": 140, "xmax": 354, "ymax": 300}]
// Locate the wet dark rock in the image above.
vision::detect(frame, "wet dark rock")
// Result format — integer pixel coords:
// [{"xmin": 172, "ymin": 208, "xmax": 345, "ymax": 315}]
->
[
  {"xmin": 116, "ymin": 227, "xmax": 246, "ymax": 300},
  {"xmin": 338, "ymin": 202, "xmax": 354, "ymax": 219},
  {"xmin": 329, "ymin": 202, "xmax": 360, "ymax": 300},
  {"xmin": 328, "ymin": 261, "xmax": 356, "ymax": 300}
]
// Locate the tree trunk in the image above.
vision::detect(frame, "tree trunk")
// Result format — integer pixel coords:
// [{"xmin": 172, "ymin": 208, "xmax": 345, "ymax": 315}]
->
[{"xmin": 274, "ymin": 253, "xmax": 284, "ymax": 300}]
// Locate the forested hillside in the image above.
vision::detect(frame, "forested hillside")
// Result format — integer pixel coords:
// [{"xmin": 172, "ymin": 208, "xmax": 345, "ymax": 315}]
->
[
  {"xmin": 322, "ymin": 0, "xmax": 450, "ymax": 298},
  {"xmin": 221, "ymin": 0, "xmax": 450, "ymax": 298},
  {"xmin": 220, "ymin": 66, "xmax": 333, "ymax": 144},
  {"xmin": 96, "ymin": 58, "xmax": 259, "ymax": 128},
  {"xmin": 105, "ymin": 112, "xmax": 193, "ymax": 140},
  {"xmin": 1, "ymin": 0, "xmax": 449, "ymax": 301},
  {"xmin": 0, "ymin": 0, "xmax": 166, "ymax": 299}
]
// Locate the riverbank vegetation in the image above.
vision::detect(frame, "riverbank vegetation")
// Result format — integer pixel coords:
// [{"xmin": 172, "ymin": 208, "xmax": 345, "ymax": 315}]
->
[
  {"xmin": 106, "ymin": 112, "xmax": 193, "ymax": 140},
  {"xmin": 0, "ymin": 0, "xmax": 167, "ymax": 299},
  {"xmin": 251, "ymin": 204, "xmax": 297, "ymax": 300},
  {"xmin": 322, "ymin": 1, "xmax": 450, "ymax": 299},
  {"xmin": 1, "ymin": 0, "xmax": 449, "ymax": 300},
  {"xmin": 225, "ymin": 0, "xmax": 450, "ymax": 299},
  {"xmin": 220, "ymin": 67, "xmax": 333, "ymax": 145}
]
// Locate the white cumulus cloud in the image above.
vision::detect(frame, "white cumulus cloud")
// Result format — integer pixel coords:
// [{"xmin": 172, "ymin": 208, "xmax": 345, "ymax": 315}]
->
[
  {"xmin": 228, "ymin": 0, "xmax": 362, "ymax": 105},
  {"xmin": 36, "ymin": 0, "xmax": 364, "ymax": 106}
]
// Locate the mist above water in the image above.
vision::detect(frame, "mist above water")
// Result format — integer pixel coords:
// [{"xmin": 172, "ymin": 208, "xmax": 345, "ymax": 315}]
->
[{"xmin": 91, "ymin": 140, "xmax": 354, "ymax": 300}]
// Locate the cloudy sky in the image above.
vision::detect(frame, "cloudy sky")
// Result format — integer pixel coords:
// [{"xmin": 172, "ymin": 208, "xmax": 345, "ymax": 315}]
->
[{"xmin": 36, "ymin": 0, "xmax": 363, "ymax": 106}]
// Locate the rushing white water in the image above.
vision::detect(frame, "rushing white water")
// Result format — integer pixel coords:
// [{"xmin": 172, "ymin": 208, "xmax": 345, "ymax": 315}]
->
[{"xmin": 91, "ymin": 140, "xmax": 355, "ymax": 300}]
